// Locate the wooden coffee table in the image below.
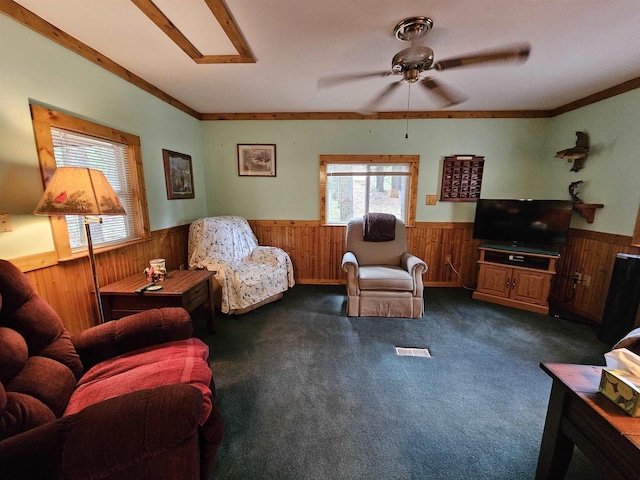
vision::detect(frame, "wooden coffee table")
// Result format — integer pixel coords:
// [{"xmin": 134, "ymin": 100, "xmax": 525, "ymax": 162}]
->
[
  {"xmin": 101, "ymin": 269, "xmax": 219, "ymax": 333},
  {"xmin": 536, "ymin": 362, "xmax": 640, "ymax": 479}
]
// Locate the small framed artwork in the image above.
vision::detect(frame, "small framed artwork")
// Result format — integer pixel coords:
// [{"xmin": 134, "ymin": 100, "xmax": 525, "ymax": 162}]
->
[
  {"xmin": 163, "ymin": 149, "xmax": 195, "ymax": 199},
  {"xmin": 237, "ymin": 144, "xmax": 276, "ymax": 177}
]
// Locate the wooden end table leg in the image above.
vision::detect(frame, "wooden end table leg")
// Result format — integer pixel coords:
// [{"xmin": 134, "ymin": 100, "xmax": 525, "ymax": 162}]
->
[
  {"xmin": 536, "ymin": 380, "xmax": 575, "ymax": 479},
  {"xmin": 205, "ymin": 277, "xmax": 216, "ymax": 334}
]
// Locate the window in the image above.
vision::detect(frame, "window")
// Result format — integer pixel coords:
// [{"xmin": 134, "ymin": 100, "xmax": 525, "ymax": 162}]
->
[
  {"xmin": 319, "ymin": 155, "xmax": 419, "ymax": 226},
  {"xmin": 31, "ymin": 104, "xmax": 150, "ymax": 260}
]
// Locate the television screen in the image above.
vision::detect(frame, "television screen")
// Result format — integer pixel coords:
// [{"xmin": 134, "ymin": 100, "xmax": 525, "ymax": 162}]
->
[{"xmin": 472, "ymin": 199, "xmax": 574, "ymax": 247}]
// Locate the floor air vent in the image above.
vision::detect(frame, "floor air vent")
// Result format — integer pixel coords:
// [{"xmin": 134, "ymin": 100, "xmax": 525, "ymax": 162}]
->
[{"xmin": 395, "ymin": 347, "xmax": 431, "ymax": 357}]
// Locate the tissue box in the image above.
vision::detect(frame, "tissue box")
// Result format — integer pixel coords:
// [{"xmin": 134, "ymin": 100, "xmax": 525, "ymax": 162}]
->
[{"xmin": 599, "ymin": 368, "xmax": 640, "ymax": 417}]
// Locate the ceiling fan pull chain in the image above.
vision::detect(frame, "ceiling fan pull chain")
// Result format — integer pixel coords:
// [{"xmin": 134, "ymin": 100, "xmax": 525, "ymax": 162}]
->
[{"xmin": 405, "ymin": 83, "xmax": 411, "ymax": 139}]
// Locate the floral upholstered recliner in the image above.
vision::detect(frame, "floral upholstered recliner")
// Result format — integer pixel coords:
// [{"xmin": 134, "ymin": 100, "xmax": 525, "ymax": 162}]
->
[{"xmin": 188, "ymin": 216, "xmax": 295, "ymax": 314}]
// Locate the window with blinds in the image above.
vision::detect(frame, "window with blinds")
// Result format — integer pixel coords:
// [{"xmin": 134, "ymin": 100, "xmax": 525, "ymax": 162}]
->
[
  {"xmin": 31, "ymin": 104, "xmax": 149, "ymax": 260},
  {"xmin": 319, "ymin": 155, "xmax": 420, "ymax": 226},
  {"xmin": 51, "ymin": 127, "xmax": 140, "ymax": 251}
]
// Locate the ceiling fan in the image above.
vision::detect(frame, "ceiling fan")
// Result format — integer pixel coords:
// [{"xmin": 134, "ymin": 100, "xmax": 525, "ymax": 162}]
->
[{"xmin": 318, "ymin": 16, "xmax": 531, "ymax": 112}]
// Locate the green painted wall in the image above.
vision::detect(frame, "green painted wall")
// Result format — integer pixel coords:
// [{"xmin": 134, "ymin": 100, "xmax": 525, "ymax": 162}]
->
[
  {"xmin": 202, "ymin": 118, "xmax": 549, "ymax": 223},
  {"xmin": 2, "ymin": 12, "xmax": 639, "ymax": 263},
  {"xmin": 541, "ymin": 90, "xmax": 640, "ymax": 236},
  {"xmin": 0, "ymin": 16, "xmax": 208, "ymax": 260}
]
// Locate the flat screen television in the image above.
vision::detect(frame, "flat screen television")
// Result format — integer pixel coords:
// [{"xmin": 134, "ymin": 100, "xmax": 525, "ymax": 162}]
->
[{"xmin": 472, "ymin": 199, "xmax": 574, "ymax": 247}]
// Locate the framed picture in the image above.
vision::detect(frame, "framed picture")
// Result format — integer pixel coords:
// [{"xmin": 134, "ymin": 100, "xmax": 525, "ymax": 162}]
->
[
  {"xmin": 163, "ymin": 149, "xmax": 195, "ymax": 199},
  {"xmin": 237, "ymin": 144, "xmax": 276, "ymax": 177}
]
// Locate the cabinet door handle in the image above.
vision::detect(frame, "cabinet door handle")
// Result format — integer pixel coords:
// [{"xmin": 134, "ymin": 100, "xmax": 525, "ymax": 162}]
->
[{"xmin": 506, "ymin": 279, "xmax": 511, "ymax": 288}]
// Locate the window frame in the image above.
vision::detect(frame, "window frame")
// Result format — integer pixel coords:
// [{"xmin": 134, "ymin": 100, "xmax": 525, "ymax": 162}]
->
[
  {"xmin": 319, "ymin": 154, "xmax": 419, "ymax": 226},
  {"xmin": 633, "ymin": 204, "xmax": 640, "ymax": 247},
  {"xmin": 31, "ymin": 104, "xmax": 151, "ymax": 260}
]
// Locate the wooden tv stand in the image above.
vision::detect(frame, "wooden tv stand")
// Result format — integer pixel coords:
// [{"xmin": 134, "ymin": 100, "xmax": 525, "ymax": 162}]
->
[{"xmin": 472, "ymin": 244, "xmax": 559, "ymax": 314}]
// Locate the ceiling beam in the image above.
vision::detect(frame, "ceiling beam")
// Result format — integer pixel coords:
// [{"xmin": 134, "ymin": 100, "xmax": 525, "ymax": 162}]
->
[
  {"xmin": 203, "ymin": 0, "xmax": 255, "ymax": 62},
  {"xmin": 131, "ymin": 0, "xmax": 256, "ymax": 64},
  {"xmin": 2, "ymin": 0, "xmax": 638, "ymax": 120},
  {"xmin": 551, "ymin": 76, "xmax": 640, "ymax": 117},
  {"xmin": 0, "ymin": 0, "xmax": 201, "ymax": 119},
  {"xmin": 131, "ymin": 0, "xmax": 203, "ymax": 60}
]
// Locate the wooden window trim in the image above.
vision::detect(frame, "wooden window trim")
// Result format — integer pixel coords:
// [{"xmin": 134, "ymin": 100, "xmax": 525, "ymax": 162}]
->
[
  {"xmin": 633, "ymin": 204, "xmax": 640, "ymax": 247},
  {"xmin": 30, "ymin": 104, "xmax": 151, "ymax": 260},
  {"xmin": 319, "ymin": 154, "xmax": 419, "ymax": 227}
]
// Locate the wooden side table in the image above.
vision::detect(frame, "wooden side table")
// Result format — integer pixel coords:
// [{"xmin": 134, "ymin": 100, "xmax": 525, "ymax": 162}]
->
[
  {"xmin": 101, "ymin": 269, "xmax": 219, "ymax": 333},
  {"xmin": 536, "ymin": 362, "xmax": 640, "ymax": 479}
]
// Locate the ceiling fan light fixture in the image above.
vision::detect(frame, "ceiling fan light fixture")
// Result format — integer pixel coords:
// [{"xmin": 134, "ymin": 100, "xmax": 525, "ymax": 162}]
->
[
  {"xmin": 392, "ymin": 46, "xmax": 434, "ymax": 73},
  {"xmin": 393, "ymin": 16, "xmax": 433, "ymax": 42}
]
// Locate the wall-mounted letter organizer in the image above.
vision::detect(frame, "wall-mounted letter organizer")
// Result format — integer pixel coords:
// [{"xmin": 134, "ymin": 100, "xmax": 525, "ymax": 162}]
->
[{"xmin": 440, "ymin": 155, "xmax": 485, "ymax": 202}]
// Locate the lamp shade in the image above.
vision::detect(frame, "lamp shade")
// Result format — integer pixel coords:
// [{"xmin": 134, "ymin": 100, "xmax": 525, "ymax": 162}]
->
[{"xmin": 34, "ymin": 167, "xmax": 126, "ymax": 216}]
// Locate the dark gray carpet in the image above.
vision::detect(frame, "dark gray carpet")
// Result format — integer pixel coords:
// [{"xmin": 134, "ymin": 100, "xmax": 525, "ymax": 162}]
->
[{"xmin": 197, "ymin": 286, "xmax": 610, "ymax": 480}]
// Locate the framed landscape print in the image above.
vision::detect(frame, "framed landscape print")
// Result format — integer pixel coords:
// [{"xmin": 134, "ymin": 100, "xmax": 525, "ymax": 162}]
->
[
  {"xmin": 237, "ymin": 144, "xmax": 276, "ymax": 177},
  {"xmin": 163, "ymin": 149, "xmax": 195, "ymax": 199}
]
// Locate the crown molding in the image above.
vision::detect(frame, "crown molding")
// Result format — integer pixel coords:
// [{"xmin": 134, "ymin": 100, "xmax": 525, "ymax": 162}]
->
[
  {"xmin": 2, "ymin": 0, "xmax": 639, "ymax": 121},
  {"xmin": 200, "ymin": 110, "xmax": 552, "ymax": 120},
  {"xmin": 0, "ymin": 0, "xmax": 201, "ymax": 119}
]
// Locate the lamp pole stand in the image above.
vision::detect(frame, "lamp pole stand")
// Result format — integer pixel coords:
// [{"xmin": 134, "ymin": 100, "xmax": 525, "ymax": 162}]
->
[{"xmin": 85, "ymin": 216, "xmax": 105, "ymax": 324}]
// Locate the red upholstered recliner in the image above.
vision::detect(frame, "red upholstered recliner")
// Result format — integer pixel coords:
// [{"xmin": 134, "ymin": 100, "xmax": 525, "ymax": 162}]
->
[{"xmin": 0, "ymin": 259, "xmax": 223, "ymax": 480}]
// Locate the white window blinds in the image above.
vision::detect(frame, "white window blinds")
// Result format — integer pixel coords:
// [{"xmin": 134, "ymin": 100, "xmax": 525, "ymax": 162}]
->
[{"xmin": 51, "ymin": 127, "xmax": 139, "ymax": 251}]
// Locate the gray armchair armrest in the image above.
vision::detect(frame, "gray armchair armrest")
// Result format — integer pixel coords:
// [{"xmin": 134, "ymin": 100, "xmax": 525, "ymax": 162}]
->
[
  {"xmin": 401, "ymin": 253, "xmax": 428, "ymax": 296},
  {"xmin": 342, "ymin": 252, "xmax": 359, "ymax": 297},
  {"xmin": 342, "ymin": 251, "xmax": 359, "ymax": 271}
]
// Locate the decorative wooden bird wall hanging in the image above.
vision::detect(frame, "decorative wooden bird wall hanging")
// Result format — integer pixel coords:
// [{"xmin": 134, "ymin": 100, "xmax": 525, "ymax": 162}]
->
[{"xmin": 555, "ymin": 131, "xmax": 589, "ymax": 172}]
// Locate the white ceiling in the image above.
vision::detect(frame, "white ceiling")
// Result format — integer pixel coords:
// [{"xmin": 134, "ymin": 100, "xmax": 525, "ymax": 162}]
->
[{"xmin": 13, "ymin": 0, "xmax": 640, "ymax": 114}]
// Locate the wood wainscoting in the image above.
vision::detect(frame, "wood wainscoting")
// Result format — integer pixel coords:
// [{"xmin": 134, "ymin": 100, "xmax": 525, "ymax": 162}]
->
[
  {"xmin": 12, "ymin": 225, "xmax": 190, "ymax": 335},
  {"xmin": 9, "ymin": 221, "xmax": 640, "ymax": 334},
  {"xmin": 248, "ymin": 220, "xmax": 483, "ymax": 287},
  {"xmin": 250, "ymin": 221, "xmax": 640, "ymax": 326},
  {"xmin": 552, "ymin": 228, "xmax": 640, "ymax": 325}
]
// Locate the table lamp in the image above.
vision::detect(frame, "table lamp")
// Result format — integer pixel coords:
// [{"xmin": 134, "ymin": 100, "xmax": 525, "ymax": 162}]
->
[{"xmin": 34, "ymin": 167, "xmax": 126, "ymax": 324}]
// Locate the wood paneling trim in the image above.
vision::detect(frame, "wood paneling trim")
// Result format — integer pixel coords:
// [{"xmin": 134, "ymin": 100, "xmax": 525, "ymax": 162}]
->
[
  {"xmin": 201, "ymin": 110, "xmax": 553, "ymax": 121},
  {"xmin": 248, "ymin": 220, "xmax": 480, "ymax": 287},
  {"xmin": 0, "ymin": 0, "xmax": 200, "ymax": 119},
  {"xmin": 551, "ymin": 228, "xmax": 640, "ymax": 323},
  {"xmin": 567, "ymin": 227, "xmax": 634, "ymax": 246},
  {"xmin": 31, "ymin": 104, "xmax": 141, "ymax": 145},
  {"xmin": 132, "ymin": 0, "xmax": 256, "ymax": 64},
  {"xmin": 16, "ymin": 220, "xmax": 637, "ymax": 333},
  {"xmin": 3, "ymin": 0, "xmax": 639, "ymax": 120},
  {"xmin": 19, "ymin": 224, "xmax": 190, "ymax": 335},
  {"xmin": 633, "ymin": 208, "xmax": 640, "ymax": 247},
  {"xmin": 203, "ymin": 0, "xmax": 255, "ymax": 62},
  {"xmin": 132, "ymin": 0, "xmax": 202, "ymax": 59},
  {"xmin": 11, "ymin": 250, "xmax": 58, "ymax": 272},
  {"xmin": 551, "ymin": 76, "xmax": 640, "ymax": 117}
]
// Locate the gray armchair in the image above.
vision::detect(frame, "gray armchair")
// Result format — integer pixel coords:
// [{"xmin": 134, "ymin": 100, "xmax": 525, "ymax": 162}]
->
[{"xmin": 341, "ymin": 216, "xmax": 427, "ymax": 318}]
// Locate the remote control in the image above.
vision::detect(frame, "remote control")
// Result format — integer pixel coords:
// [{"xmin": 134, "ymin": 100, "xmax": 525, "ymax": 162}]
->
[{"xmin": 135, "ymin": 282, "xmax": 156, "ymax": 294}]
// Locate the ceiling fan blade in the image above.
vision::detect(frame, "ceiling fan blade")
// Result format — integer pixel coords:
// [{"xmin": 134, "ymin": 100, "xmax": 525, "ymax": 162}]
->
[
  {"xmin": 318, "ymin": 71, "xmax": 393, "ymax": 88},
  {"xmin": 420, "ymin": 77, "xmax": 467, "ymax": 108},
  {"xmin": 360, "ymin": 81, "xmax": 403, "ymax": 114},
  {"xmin": 433, "ymin": 43, "xmax": 531, "ymax": 71}
]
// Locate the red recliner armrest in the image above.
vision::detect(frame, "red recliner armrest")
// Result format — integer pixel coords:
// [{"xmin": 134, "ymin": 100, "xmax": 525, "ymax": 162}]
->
[
  {"xmin": 72, "ymin": 307, "xmax": 193, "ymax": 369},
  {"xmin": 0, "ymin": 384, "xmax": 204, "ymax": 480}
]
